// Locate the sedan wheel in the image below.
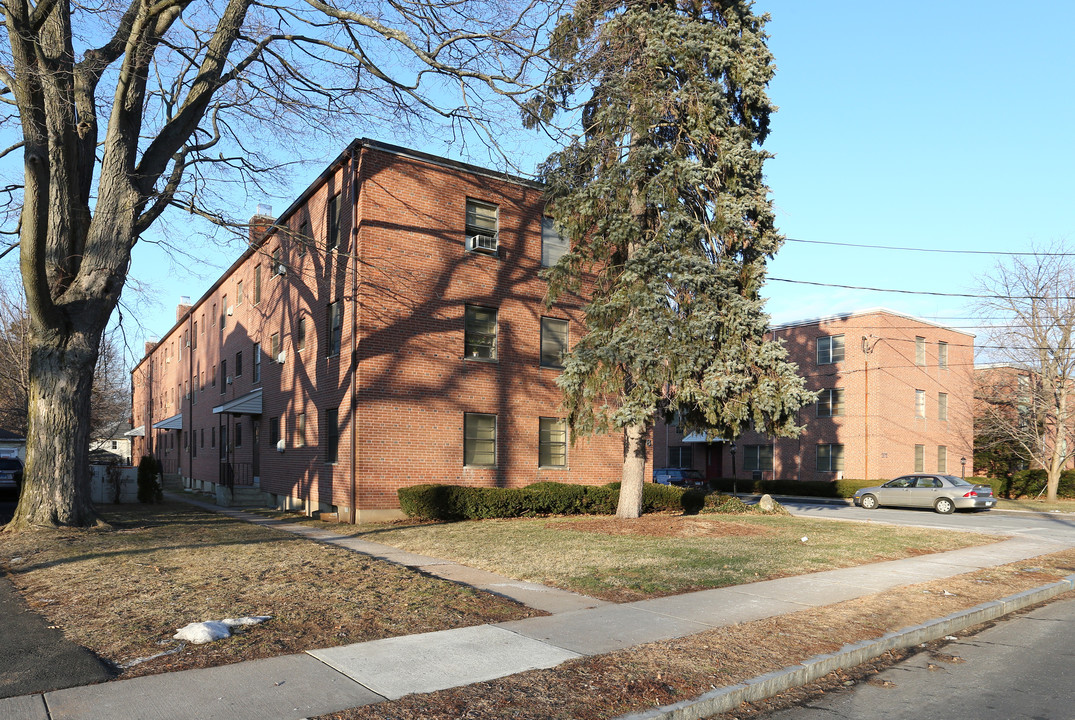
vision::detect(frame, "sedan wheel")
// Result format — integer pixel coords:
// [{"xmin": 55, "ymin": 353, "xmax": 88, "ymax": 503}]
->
[
  {"xmin": 860, "ymin": 494, "xmax": 878, "ymax": 510},
  {"xmin": 934, "ymin": 497, "xmax": 955, "ymax": 514}
]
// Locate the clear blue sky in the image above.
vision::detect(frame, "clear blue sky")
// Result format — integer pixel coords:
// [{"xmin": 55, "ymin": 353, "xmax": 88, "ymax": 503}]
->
[{"xmin": 126, "ymin": 0, "xmax": 1075, "ymax": 360}]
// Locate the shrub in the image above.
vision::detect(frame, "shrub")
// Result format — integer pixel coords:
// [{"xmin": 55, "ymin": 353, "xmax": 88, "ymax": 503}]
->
[
  {"xmin": 136, "ymin": 455, "xmax": 162, "ymax": 504},
  {"xmin": 397, "ymin": 481, "xmax": 703, "ymax": 520}
]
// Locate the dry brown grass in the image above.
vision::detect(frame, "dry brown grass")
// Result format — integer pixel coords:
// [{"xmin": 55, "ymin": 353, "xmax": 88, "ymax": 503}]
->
[
  {"xmin": 0, "ymin": 503, "xmax": 539, "ymax": 678},
  {"xmin": 318, "ymin": 550, "xmax": 1075, "ymax": 720}
]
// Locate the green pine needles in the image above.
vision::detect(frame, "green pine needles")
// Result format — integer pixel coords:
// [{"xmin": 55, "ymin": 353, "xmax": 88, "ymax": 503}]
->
[{"xmin": 527, "ymin": 1, "xmax": 815, "ymax": 515}]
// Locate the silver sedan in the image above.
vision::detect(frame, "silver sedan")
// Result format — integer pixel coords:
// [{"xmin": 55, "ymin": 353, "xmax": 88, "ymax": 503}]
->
[{"xmin": 853, "ymin": 473, "xmax": 997, "ymax": 514}]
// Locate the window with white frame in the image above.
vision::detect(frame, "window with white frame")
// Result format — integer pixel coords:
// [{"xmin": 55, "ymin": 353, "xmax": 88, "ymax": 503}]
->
[
  {"xmin": 464, "ymin": 413, "xmax": 496, "ymax": 467},
  {"xmin": 816, "ymin": 444, "xmax": 844, "ymax": 472},
  {"xmin": 817, "ymin": 335, "xmax": 845, "ymax": 365},
  {"xmin": 816, "ymin": 388, "xmax": 845, "ymax": 417},
  {"xmin": 465, "ymin": 199, "xmax": 498, "ymax": 254},
  {"xmin": 915, "ymin": 389, "xmax": 926, "ymax": 418},
  {"xmin": 938, "ymin": 392, "xmax": 948, "ymax": 421},
  {"xmin": 539, "ymin": 418, "xmax": 567, "ymax": 467},
  {"xmin": 915, "ymin": 444, "xmax": 925, "ymax": 472},
  {"xmin": 937, "ymin": 445, "xmax": 948, "ymax": 473},
  {"xmin": 743, "ymin": 444, "xmax": 774, "ymax": 472},
  {"xmin": 464, "ymin": 305, "xmax": 497, "ymax": 360},
  {"xmin": 938, "ymin": 341, "xmax": 948, "ymax": 369},
  {"xmin": 915, "ymin": 336, "xmax": 926, "ymax": 366},
  {"xmin": 540, "ymin": 317, "xmax": 568, "ymax": 368},
  {"xmin": 541, "ymin": 217, "xmax": 569, "ymax": 267},
  {"xmin": 326, "ymin": 302, "xmax": 342, "ymax": 357}
]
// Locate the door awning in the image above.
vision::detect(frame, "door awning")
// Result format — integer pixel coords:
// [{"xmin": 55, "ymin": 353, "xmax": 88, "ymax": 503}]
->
[
  {"xmin": 213, "ymin": 388, "xmax": 263, "ymax": 416},
  {"xmin": 152, "ymin": 414, "xmax": 183, "ymax": 430},
  {"xmin": 125, "ymin": 425, "xmax": 146, "ymax": 437},
  {"xmin": 681, "ymin": 432, "xmax": 727, "ymax": 443}
]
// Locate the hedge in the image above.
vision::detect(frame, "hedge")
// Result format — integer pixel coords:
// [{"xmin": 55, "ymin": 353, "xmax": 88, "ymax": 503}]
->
[
  {"xmin": 706, "ymin": 477, "xmax": 877, "ymax": 499},
  {"xmin": 398, "ymin": 481, "xmax": 706, "ymax": 521},
  {"xmin": 987, "ymin": 469, "xmax": 1075, "ymax": 499}
]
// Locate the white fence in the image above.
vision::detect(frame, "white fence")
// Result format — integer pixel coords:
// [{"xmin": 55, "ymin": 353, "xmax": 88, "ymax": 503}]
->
[{"xmin": 90, "ymin": 464, "xmax": 139, "ymax": 504}]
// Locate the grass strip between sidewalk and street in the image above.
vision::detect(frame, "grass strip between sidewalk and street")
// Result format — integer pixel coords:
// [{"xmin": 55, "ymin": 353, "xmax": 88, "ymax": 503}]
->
[{"xmin": 316, "ymin": 550, "xmax": 1075, "ymax": 720}]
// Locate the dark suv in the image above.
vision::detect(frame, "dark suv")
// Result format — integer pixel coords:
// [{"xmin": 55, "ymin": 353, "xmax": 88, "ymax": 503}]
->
[
  {"xmin": 652, "ymin": 468, "xmax": 706, "ymax": 488},
  {"xmin": 0, "ymin": 456, "xmax": 23, "ymax": 496}
]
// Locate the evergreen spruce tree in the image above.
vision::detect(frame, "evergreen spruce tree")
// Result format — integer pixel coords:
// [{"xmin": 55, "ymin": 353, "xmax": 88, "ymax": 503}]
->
[{"xmin": 526, "ymin": 0, "xmax": 815, "ymax": 518}]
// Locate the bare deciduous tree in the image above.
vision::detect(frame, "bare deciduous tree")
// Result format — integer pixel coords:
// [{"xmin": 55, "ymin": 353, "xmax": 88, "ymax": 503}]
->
[
  {"xmin": 974, "ymin": 245, "xmax": 1075, "ymax": 502},
  {"xmin": 0, "ymin": 0, "xmax": 555, "ymax": 530}
]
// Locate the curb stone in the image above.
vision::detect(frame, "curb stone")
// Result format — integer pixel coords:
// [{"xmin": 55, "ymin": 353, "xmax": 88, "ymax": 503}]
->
[{"xmin": 613, "ymin": 574, "xmax": 1075, "ymax": 720}]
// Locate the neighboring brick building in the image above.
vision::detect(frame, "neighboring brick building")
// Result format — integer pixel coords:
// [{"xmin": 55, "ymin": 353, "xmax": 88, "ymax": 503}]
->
[
  {"xmin": 130, "ymin": 139, "xmax": 622, "ymax": 521},
  {"xmin": 655, "ymin": 309, "xmax": 975, "ymax": 483}
]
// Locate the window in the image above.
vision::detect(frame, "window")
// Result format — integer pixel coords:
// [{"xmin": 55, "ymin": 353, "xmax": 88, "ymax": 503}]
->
[
  {"xmin": 272, "ymin": 247, "xmax": 285, "ymax": 276},
  {"xmin": 541, "ymin": 217, "xmax": 569, "ymax": 267},
  {"xmin": 221, "ymin": 295, "xmax": 227, "ymax": 335},
  {"xmin": 938, "ymin": 341, "xmax": 948, "ymax": 369},
  {"xmin": 816, "ymin": 388, "xmax": 844, "ymax": 417},
  {"xmin": 296, "ymin": 412, "xmax": 306, "ymax": 448},
  {"xmin": 271, "ymin": 332, "xmax": 281, "ymax": 363},
  {"xmin": 235, "ymin": 350, "xmax": 243, "ymax": 377},
  {"xmin": 937, "ymin": 445, "xmax": 948, "ymax": 473},
  {"xmin": 211, "ymin": 426, "xmax": 216, "ymax": 448},
  {"xmin": 915, "ymin": 336, "xmax": 926, "ymax": 366},
  {"xmin": 220, "ymin": 360, "xmax": 227, "ymax": 392},
  {"xmin": 743, "ymin": 444, "xmax": 774, "ymax": 472},
  {"xmin": 324, "ymin": 408, "xmax": 339, "ymax": 463},
  {"xmin": 539, "ymin": 418, "xmax": 567, "ymax": 467},
  {"xmin": 212, "ymin": 365, "xmax": 217, "ymax": 387},
  {"xmin": 192, "ymin": 321, "xmax": 198, "ymax": 349},
  {"xmin": 326, "ymin": 302, "xmax": 342, "ymax": 356},
  {"xmin": 465, "ymin": 199, "xmax": 498, "ymax": 253},
  {"xmin": 326, "ymin": 193, "xmax": 341, "ymax": 252},
  {"xmin": 915, "ymin": 389, "xmax": 926, "ymax": 418},
  {"xmin": 816, "ymin": 444, "xmax": 844, "ymax": 472},
  {"xmin": 938, "ymin": 392, "xmax": 948, "ymax": 421},
  {"xmin": 269, "ymin": 417, "xmax": 279, "ymax": 447},
  {"xmin": 254, "ymin": 265, "xmax": 262, "ymax": 305},
  {"xmin": 253, "ymin": 342, "xmax": 261, "ymax": 383},
  {"xmin": 235, "ymin": 421, "xmax": 242, "ymax": 448},
  {"xmin": 540, "ymin": 317, "xmax": 568, "ymax": 368},
  {"xmin": 297, "ymin": 220, "xmax": 310, "ymax": 257},
  {"xmin": 668, "ymin": 445, "xmax": 692, "ymax": 468},
  {"xmin": 817, "ymin": 335, "xmax": 845, "ymax": 364},
  {"xmin": 464, "ymin": 305, "xmax": 497, "ymax": 360},
  {"xmin": 915, "ymin": 444, "xmax": 925, "ymax": 472},
  {"xmin": 236, "ymin": 280, "xmax": 243, "ymax": 305},
  {"xmin": 296, "ymin": 316, "xmax": 306, "ymax": 352},
  {"xmin": 464, "ymin": 413, "xmax": 496, "ymax": 466}
]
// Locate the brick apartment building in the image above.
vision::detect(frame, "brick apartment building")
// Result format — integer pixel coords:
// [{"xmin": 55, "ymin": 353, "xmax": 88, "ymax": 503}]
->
[
  {"xmin": 129, "ymin": 139, "xmax": 622, "ymax": 522},
  {"xmin": 655, "ymin": 309, "xmax": 975, "ymax": 483}
]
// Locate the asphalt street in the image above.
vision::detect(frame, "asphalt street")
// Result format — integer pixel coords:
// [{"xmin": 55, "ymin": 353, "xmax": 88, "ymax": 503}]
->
[{"xmin": 755, "ymin": 594, "xmax": 1075, "ymax": 720}]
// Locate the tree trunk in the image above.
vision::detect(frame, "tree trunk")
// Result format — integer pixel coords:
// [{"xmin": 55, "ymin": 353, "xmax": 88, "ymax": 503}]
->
[
  {"xmin": 617, "ymin": 423, "xmax": 648, "ymax": 519},
  {"xmin": 5, "ymin": 329, "xmax": 102, "ymax": 529}
]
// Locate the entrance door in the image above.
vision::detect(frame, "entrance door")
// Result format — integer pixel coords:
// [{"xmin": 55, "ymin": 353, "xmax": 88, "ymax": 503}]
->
[
  {"xmin": 251, "ymin": 419, "xmax": 260, "ymax": 484},
  {"xmin": 705, "ymin": 443, "xmax": 722, "ymax": 481}
]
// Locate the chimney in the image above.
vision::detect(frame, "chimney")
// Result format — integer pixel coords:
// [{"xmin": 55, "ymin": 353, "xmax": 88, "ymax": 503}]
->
[
  {"xmin": 144, "ymin": 340, "xmax": 158, "ymax": 356},
  {"xmin": 249, "ymin": 204, "xmax": 274, "ymax": 245},
  {"xmin": 176, "ymin": 296, "xmax": 192, "ymax": 322}
]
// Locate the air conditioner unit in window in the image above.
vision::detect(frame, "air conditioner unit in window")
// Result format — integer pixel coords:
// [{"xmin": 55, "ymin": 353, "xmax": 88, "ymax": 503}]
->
[
  {"xmin": 227, "ymin": 306, "xmax": 234, "ymax": 316},
  {"xmin": 277, "ymin": 352, "xmax": 286, "ymax": 364},
  {"xmin": 226, "ymin": 376, "xmax": 233, "ymax": 385},
  {"xmin": 467, "ymin": 234, "xmax": 497, "ymax": 254},
  {"xmin": 275, "ymin": 263, "xmax": 286, "ymax": 276}
]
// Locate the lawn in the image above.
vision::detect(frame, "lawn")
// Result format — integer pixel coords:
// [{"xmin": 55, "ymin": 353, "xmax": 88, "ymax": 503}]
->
[
  {"xmin": 0, "ymin": 503, "xmax": 538, "ymax": 679},
  {"xmin": 305, "ymin": 511, "xmax": 997, "ymax": 602},
  {"xmin": 995, "ymin": 498, "xmax": 1075, "ymax": 513}
]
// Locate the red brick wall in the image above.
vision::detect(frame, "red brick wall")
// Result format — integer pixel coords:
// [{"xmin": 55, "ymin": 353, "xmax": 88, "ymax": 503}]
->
[
  {"xmin": 654, "ymin": 309, "xmax": 975, "ymax": 483},
  {"xmin": 131, "ymin": 142, "xmax": 624, "ymax": 515}
]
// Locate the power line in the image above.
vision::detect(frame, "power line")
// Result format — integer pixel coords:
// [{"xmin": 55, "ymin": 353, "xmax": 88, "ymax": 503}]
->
[
  {"xmin": 768, "ymin": 277, "xmax": 1071, "ymax": 300},
  {"xmin": 784, "ymin": 237, "xmax": 1075, "ymax": 257}
]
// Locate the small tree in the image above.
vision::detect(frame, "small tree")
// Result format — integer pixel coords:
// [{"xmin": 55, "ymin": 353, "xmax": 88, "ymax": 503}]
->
[
  {"xmin": 137, "ymin": 455, "xmax": 163, "ymax": 504},
  {"xmin": 527, "ymin": 0, "xmax": 813, "ymax": 518},
  {"xmin": 974, "ymin": 244, "xmax": 1075, "ymax": 502}
]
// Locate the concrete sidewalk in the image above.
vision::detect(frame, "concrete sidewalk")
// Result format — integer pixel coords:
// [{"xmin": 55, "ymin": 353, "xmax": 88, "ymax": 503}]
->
[{"xmin": 3, "ymin": 501, "xmax": 1072, "ymax": 720}]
